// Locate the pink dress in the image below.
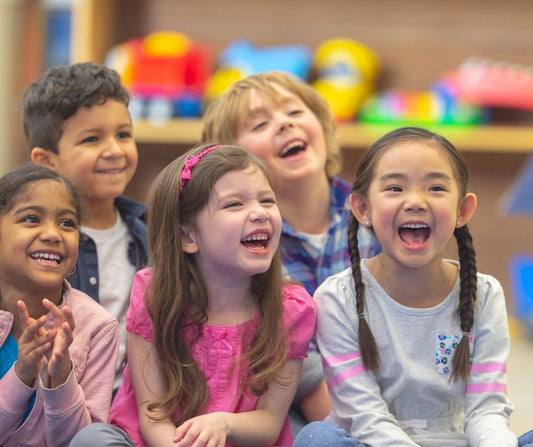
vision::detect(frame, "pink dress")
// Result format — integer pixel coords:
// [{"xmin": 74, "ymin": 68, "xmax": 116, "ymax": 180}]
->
[{"xmin": 109, "ymin": 268, "xmax": 316, "ymax": 446}]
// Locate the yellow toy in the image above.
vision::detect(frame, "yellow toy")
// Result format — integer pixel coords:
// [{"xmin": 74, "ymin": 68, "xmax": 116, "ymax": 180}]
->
[{"xmin": 312, "ymin": 38, "xmax": 379, "ymax": 122}]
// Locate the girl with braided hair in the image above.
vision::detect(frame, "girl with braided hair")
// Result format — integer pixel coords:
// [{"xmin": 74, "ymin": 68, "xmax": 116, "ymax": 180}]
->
[{"xmin": 294, "ymin": 127, "xmax": 533, "ymax": 446}]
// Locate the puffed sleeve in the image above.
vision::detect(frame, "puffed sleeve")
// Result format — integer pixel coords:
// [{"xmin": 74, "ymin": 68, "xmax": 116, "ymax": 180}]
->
[
  {"xmin": 281, "ymin": 283, "xmax": 317, "ymax": 360},
  {"xmin": 126, "ymin": 268, "xmax": 154, "ymax": 342}
]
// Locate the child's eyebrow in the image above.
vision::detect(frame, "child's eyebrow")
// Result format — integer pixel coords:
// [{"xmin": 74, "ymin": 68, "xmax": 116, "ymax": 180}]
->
[
  {"xmin": 14, "ymin": 204, "xmax": 44, "ymax": 214},
  {"xmin": 246, "ymin": 106, "xmax": 269, "ymax": 117},
  {"xmin": 378, "ymin": 172, "xmax": 406, "ymax": 182},
  {"xmin": 14, "ymin": 204, "xmax": 77, "ymax": 217},
  {"xmin": 378, "ymin": 172, "xmax": 452, "ymax": 182}
]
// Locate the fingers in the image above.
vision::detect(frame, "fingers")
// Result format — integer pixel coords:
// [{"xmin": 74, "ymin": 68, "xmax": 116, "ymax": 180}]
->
[
  {"xmin": 16, "ymin": 300, "xmax": 31, "ymax": 324},
  {"xmin": 61, "ymin": 305, "xmax": 76, "ymax": 332},
  {"xmin": 42, "ymin": 299, "xmax": 75, "ymax": 337},
  {"xmin": 45, "ymin": 303, "xmax": 74, "ymax": 386},
  {"xmin": 173, "ymin": 418, "xmax": 225, "ymax": 447},
  {"xmin": 15, "ymin": 316, "xmax": 55, "ymax": 386}
]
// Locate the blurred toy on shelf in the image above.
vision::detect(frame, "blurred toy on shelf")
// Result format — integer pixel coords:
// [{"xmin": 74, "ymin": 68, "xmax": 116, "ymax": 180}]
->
[
  {"xmin": 204, "ymin": 39, "xmax": 313, "ymax": 103},
  {"xmin": 358, "ymin": 88, "xmax": 485, "ymax": 126},
  {"xmin": 311, "ymin": 38, "xmax": 379, "ymax": 122},
  {"xmin": 106, "ymin": 31, "xmax": 212, "ymax": 122},
  {"xmin": 436, "ymin": 57, "xmax": 533, "ymax": 111},
  {"xmin": 510, "ymin": 254, "xmax": 533, "ymax": 339}
]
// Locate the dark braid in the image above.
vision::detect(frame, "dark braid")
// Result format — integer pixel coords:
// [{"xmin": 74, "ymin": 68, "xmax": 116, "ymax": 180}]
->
[
  {"xmin": 350, "ymin": 127, "xmax": 475, "ymax": 379},
  {"xmin": 348, "ymin": 213, "xmax": 380, "ymax": 373},
  {"xmin": 451, "ymin": 224, "xmax": 477, "ymax": 382}
]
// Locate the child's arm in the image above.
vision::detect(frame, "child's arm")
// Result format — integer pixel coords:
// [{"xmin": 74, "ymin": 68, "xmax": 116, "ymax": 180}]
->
[
  {"xmin": 0, "ymin": 304, "xmax": 54, "ymax": 443},
  {"xmin": 299, "ymin": 378, "xmax": 332, "ymax": 422},
  {"xmin": 315, "ymin": 277, "xmax": 420, "ymax": 446},
  {"xmin": 172, "ymin": 359, "xmax": 302, "ymax": 447},
  {"xmin": 128, "ymin": 331, "xmax": 181, "ymax": 446},
  {"xmin": 39, "ymin": 297, "xmax": 119, "ymax": 445},
  {"xmin": 463, "ymin": 277, "xmax": 517, "ymax": 447}
]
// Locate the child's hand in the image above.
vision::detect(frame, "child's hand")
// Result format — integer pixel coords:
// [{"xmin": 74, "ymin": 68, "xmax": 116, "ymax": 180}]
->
[
  {"xmin": 173, "ymin": 412, "xmax": 229, "ymax": 447},
  {"xmin": 14, "ymin": 300, "xmax": 55, "ymax": 387},
  {"xmin": 41, "ymin": 298, "xmax": 75, "ymax": 388}
]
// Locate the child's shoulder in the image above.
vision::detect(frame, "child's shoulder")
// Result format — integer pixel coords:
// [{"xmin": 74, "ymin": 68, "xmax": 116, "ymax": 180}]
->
[
  {"xmin": 475, "ymin": 270, "xmax": 505, "ymax": 303},
  {"xmin": 282, "ymin": 282, "xmax": 314, "ymax": 305},
  {"xmin": 64, "ymin": 283, "xmax": 117, "ymax": 327},
  {"xmin": 281, "ymin": 283, "xmax": 316, "ymax": 324},
  {"xmin": 114, "ymin": 195, "xmax": 147, "ymax": 221}
]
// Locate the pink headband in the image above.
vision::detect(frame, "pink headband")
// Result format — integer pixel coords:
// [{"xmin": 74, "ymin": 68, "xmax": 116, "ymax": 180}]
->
[{"xmin": 179, "ymin": 145, "xmax": 224, "ymax": 194}]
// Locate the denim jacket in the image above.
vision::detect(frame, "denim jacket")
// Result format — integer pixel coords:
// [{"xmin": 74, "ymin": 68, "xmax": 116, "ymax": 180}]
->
[{"xmin": 68, "ymin": 195, "xmax": 148, "ymax": 303}]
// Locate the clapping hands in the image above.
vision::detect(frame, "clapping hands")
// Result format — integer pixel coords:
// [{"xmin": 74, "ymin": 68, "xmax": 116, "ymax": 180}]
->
[{"xmin": 14, "ymin": 299, "xmax": 75, "ymax": 388}]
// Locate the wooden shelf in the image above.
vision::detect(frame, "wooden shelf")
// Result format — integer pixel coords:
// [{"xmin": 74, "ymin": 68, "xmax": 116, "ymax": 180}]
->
[{"xmin": 133, "ymin": 119, "xmax": 533, "ymax": 153}]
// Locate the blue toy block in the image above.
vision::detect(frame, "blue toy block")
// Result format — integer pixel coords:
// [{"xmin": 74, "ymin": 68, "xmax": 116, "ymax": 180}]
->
[
  {"xmin": 501, "ymin": 153, "xmax": 533, "ymax": 215},
  {"xmin": 510, "ymin": 255, "xmax": 533, "ymax": 337}
]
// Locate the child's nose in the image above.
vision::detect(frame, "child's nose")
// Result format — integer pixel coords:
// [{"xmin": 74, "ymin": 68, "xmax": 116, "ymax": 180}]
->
[
  {"xmin": 404, "ymin": 191, "xmax": 427, "ymax": 211},
  {"xmin": 250, "ymin": 204, "xmax": 269, "ymax": 222},
  {"xmin": 103, "ymin": 138, "xmax": 125, "ymax": 157},
  {"xmin": 277, "ymin": 115, "xmax": 295, "ymax": 133},
  {"xmin": 40, "ymin": 223, "xmax": 61, "ymax": 243}
]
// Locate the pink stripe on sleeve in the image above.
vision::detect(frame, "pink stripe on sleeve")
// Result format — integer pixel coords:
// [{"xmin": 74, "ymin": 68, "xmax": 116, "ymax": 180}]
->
[
  {"xmin": 470, "ymin": 363, "xmax": 506, "ymax": 373},
  {"xmin": 323, "ymin": 351, "xmax": 361, "ymax": 367},
  {"xmin": 466, "ymin": 383, "xmax": 507, "ymax": 394},
  {"xmin": 327, "ymin": 364, "xmax": 366, "ymax": 389}
]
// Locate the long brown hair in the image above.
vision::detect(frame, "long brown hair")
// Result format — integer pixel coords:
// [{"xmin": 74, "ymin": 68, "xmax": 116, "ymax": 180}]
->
[
  {"xmin": 202, "ymin": 71, "xmax": 341, "ymax": 178},
  {"xmin": 145, "ymin": 143, "xmax": 287, "ymax": 424},
  {"xmin": 348, "ymin": 127, "xmax": 477, "ymax": 382}
]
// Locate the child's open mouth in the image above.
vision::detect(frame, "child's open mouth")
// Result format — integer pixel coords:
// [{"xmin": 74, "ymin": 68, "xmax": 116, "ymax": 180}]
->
[
  {"xmin": 96, "ymin": 167, "xmax": 124, "ymax": 174},
  {"xmin": 279, "ymin": 141, "xmax": 306, "ymax": 158},
  {"xmin": 241, "ymin": 233, "xmax": 269, "ymax": 250},
  {"xmin": 30, "ymin": 251, "xmax": 62, "ymax": 265},
  {"xmin": 399, "ymin": 223, "xmax": 431, "ymax": 245}
]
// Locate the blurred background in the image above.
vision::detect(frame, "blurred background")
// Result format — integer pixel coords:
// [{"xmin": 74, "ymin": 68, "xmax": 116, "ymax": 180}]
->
[{"xmin": 1, "ymin": 0, "xmax": 532, "ymax": 435}]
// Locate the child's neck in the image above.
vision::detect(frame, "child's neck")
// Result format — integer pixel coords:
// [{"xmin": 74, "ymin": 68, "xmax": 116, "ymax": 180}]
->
[
  {"xmin": 366, "ymin": 256, "xmax": 458, "ymax": 308},
  {"xmin": 277, "ymin": 173, "xmax": 331, "ymax": 234},
  {"xmin": 204, "ymin": 279, "xmax": 256, "ymax": 326},
  {"xmin": 85, "ymin": 198, "xmax": 117, "ymax": 229}
]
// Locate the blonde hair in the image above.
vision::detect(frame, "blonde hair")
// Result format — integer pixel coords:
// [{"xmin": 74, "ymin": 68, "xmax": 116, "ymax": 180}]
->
[
  {"xmin": 145, "ymin": 143, "xmax": 287, "ymax": 424},
  {"xmin": 202, "ymin": 71, "xmax": 341, "ymax": 178}
]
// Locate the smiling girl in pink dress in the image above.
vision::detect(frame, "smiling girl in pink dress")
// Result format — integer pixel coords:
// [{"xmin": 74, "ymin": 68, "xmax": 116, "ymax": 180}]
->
[{"xmin": 71, "ymin": 144, "xmax": 316, "ymax": 447}]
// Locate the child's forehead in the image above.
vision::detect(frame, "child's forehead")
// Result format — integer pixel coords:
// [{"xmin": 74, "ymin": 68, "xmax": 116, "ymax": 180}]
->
[
  {"xmin": 249, "ymin": 83, "xmax": 301, "ymax": 106},
  {"xmin": 212, "ymin": 165, "xmax": 271, "ymax": 192},
  {"xmin": 61, "ymin": 98, "xmax": 131, "ymax": 133},
  {"xmin": 17, "ymin": 179, "xmax": 72, "ymax": 202},
  {"xmin": 374, "ymin": 141, "xmax": 455, "ymax": 175}
]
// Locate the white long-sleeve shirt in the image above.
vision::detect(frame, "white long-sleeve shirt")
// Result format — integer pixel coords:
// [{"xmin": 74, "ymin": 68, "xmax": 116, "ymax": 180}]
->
[{"xmin": 316, "ymin": 260, "xmax": 517, "ymax": 447}]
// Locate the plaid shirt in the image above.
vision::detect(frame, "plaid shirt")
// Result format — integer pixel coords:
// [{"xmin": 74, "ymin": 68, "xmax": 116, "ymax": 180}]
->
[{"xmin": 280, "ymin": 176, "xmax": 381, "ymax": 296}]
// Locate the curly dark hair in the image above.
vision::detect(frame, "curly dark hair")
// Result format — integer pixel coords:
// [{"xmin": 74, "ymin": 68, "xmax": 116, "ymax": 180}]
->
[{"xmin": 20, "ymin": 62, "xmax": 130, "ymax": 154}]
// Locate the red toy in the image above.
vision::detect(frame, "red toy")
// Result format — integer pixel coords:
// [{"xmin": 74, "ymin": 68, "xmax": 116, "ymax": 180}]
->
[{"xmin": 438, "ymin": 57, "xmax": 533, "ymax": 111}]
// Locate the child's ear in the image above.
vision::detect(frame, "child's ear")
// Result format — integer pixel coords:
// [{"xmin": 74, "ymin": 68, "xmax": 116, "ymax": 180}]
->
[
  {"xmin": 181, "ymin": 226, "xmax": 199, "ymax": 254},
  {"xmin": 349, "ymin": 193, "xmax": 372, "ymax": 228},
  {"xmin": 456, "ymin": 193, "xmax": 477, "ymax": 228},
  {"xmin": 31, "ymin": 147, "xmax": 58, "ymax": 170}
]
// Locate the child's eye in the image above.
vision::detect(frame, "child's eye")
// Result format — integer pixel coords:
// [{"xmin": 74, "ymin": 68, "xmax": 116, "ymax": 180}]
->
[
  {"xmin": 260, "ymin": 197, "xmax": 276, "ymax": 205},
  {"xmin": 81, "ymin": 136, "xmax": 98, "ymax": 144},
  {"xmin": 289, "ymin": 109, "xmax": 303, "ymax": 116},
  {"xmin": 117, "ymin": 131, "xmax": 132, "ymax": 139},
  {"xmin": 385, "ymin": 186, "xmax": 402, "ymax": 192},
  {"xmin": 59, "ymin": 218, "xmax": 79, "ymax": 229},
  {"xmin": 21, "ymin": 214, "xmax": 39, "ymax": 224},
  {"xmin": 251, "ymin": 121, "xmax": 267, "ymax": 131},
  {"xmin": 429, "ymin": 185, "xmax": 446, "ymax": 192},
  {"xmin": 223, "ymin": 201, "xmax": 242, "ymax": 209}
]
